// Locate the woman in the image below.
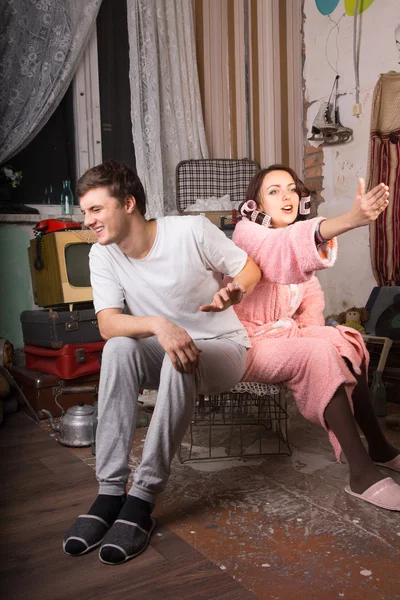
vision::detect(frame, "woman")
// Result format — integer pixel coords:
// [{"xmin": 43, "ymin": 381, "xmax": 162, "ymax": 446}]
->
[{"xmin": 233, "ymin": 165, "xmax": 400, "ymax": 511}]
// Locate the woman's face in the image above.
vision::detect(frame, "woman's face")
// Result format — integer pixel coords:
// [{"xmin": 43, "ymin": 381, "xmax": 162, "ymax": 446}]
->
[{"xmin": 258, "ymin": 170, "xmax": 299, "ymax": 228}]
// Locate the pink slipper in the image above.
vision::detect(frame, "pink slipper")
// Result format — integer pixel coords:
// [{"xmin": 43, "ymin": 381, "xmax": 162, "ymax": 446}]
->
[
  {"xmin": 345, "ymin": 477, "xmax": 400, "ymax": 511},
  {"xmin": 374, "ymin": 454, "xmax": 400, "ymax": 473}
]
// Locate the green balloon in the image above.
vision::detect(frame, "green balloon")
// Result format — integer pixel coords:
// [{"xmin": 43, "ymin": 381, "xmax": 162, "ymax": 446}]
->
[{"xmin": 345, "ymin": 0, "xmax": 375, "ymax": 16}]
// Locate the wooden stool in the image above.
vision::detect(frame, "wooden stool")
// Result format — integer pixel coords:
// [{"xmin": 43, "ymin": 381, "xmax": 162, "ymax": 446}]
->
[{"xmin": 362, "ymin": 335, "xmax": 393, "ymax": 374}]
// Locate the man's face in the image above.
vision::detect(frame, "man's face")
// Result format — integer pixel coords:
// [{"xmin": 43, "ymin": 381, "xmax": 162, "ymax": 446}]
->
[{"xmin": 80, "ymin": 187, "xmax": 131, "ymax": 246}]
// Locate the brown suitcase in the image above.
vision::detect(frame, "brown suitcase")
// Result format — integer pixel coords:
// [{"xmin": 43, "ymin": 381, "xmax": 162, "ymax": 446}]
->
[{"xmin": 9, "ymin": 366, "xmax": 100, "ymax": 418}]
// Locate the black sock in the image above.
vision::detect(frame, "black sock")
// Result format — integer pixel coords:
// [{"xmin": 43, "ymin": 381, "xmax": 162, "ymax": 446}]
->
[
  {"xmin": 99, "ymin": 496, "xmax": 155, "ymax": 564},
  {"xmin": 116, "ymin": 495, "xmax": 153, "ymax": 530},
  {"xmin": 88, "ymin": 494, "xmax": 126, "ymax": 526}
]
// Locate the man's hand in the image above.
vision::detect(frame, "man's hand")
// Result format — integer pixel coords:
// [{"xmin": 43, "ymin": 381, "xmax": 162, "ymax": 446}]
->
[
  {"xmin": 153, "ymin": 317, "xmax": 201, "ymax": 373},
  {"xmin": 199, "ymin": 282, "xmax": 246, "ymax": 313},
  {"xmin": 349, "ymin": 179, "xmax": 389, "ymax": 228}
]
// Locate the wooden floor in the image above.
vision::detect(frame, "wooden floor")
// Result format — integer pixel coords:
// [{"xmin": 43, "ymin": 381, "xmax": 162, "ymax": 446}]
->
[{"xmin": 0, "ymin": 412, "xmax": 256, "ymax": 600}]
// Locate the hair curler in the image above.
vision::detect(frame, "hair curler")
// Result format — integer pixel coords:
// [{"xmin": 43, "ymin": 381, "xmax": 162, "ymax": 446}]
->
[{"xmin": 240, "ymin": 200, "xmax": 271, "ymax": 227}]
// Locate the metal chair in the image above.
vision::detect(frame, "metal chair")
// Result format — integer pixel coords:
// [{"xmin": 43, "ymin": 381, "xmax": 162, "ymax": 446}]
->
[{"xmin": 178, "ymin": 382, "xmax": 291, "ymax": 463}]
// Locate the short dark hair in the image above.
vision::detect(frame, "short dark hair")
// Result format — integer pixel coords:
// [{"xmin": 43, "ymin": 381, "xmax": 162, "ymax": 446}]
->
[
  {"xmin": 76, "ymin": 160, "xmax": 147, "ymax": 216},
  {"xmin": 244, "ymin": 164, "xmax": 311, "ymax": 223}
]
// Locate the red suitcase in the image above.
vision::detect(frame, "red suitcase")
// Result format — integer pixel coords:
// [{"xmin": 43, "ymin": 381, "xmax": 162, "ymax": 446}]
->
[{"xmin": 24, "ymin": 341, "xmax": 105, "ymax": 379}]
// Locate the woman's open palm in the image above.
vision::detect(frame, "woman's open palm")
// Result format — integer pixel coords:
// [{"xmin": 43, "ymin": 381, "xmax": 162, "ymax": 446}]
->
[{"xmin": 350, "ymin": 178, "xmax": 389, "ymax": 227}]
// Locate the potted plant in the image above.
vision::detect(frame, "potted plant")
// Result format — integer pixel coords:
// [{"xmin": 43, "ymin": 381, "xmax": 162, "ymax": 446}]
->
[{"xmin": 0, "ymin": 164, "xmax": 38, "ymax": 214}]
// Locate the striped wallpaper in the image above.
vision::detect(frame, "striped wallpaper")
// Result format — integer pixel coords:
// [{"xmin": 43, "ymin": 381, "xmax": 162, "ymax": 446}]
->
[{"xmin": 193, "ymin": 0, "xmax": 291, "ymax": 167}]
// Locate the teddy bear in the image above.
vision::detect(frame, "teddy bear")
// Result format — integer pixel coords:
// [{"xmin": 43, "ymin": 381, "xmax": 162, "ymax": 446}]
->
[{"xmin": 335, "ymin": 306, "xmax": 370, "ymax": 333}]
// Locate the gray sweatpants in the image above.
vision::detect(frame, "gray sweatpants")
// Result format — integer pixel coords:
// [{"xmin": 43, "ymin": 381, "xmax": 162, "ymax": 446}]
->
[{"xmin": 95, "ymin": 335, "xmax": 247, "ymax": 504}]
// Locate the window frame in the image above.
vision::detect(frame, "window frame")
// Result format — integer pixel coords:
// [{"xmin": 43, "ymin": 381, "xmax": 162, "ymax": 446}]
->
[{"xmin": 25, "ymin": 27, "xmax": 102, "ymax": 215}]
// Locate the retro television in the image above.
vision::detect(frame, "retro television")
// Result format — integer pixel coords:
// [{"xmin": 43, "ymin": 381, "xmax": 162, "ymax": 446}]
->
[{"xmin": 28, "ymin": 230, "xmax": 97, "ymax": 307}]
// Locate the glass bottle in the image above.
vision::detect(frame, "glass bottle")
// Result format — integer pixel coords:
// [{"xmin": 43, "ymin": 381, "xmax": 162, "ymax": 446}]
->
[
  {"xmin": 60, "ymin": 180, "xmax": 74, "ymax": 215},
  {"xmin": 370, "ymin": 371, "xmax": 387, "ymax": 417},
  {"xmin": 91, "ymin": 401, "xmax": 98, "ymax": 456},
  {"xmin": 137, "ymin": 405, "xmax": 149, "ymax": 428},
  {"xmin": 47, "ymin": 184, "xmax": 55, "ymax": 204}
]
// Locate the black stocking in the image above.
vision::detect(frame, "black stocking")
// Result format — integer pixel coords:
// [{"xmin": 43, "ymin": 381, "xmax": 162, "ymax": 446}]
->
[
  {"xmin": 324, "ymin": 385, "xmax": 385, "ymax": 493},
  {"xmin": 351, "ymin": 370, "xmax": 398, "ymax": 462}
]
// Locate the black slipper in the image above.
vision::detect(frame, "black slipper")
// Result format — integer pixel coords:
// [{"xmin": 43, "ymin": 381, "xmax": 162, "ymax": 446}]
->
[
  {"xmin": 63, "ymin": 514, "xmax": 110, "ymax": 556},
  {"xmin": 98, "ymin": 517, "xmax": 156, "ymax": 565}
]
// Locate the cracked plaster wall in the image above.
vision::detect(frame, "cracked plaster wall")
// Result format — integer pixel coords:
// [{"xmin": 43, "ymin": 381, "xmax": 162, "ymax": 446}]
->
[{"xmin": 303, "ymin": 0, "xmax": 400, "ymax": 315}]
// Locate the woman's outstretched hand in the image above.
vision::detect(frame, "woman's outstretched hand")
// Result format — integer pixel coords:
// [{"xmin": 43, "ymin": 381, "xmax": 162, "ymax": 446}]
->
[
  {"xmin": 349, "ymin": 178, "xmax": 389, "ymax": 228},
  {"xmin": 318, "ymin": 178, "xmax": 389, "ymax": 242}
]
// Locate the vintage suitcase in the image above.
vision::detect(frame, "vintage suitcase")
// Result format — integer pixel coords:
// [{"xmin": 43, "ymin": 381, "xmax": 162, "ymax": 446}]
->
[
  {"xmin": 176, "ymin": 158, "xmax": 259, "ymax": 213},
  {"xmin": 175, "ymin": 158, "xmax": 259, "ymax": 235},
  {"xmin": 9, "ymin": 365, "xmax": 100, "ymax": 418},
  {"xmin": 24, "ymin": 341, "xmax": 105, "ymax": 379},
  {"xmin": 20, "ymin": 305, "xmax": 103, "ymax": 349}
]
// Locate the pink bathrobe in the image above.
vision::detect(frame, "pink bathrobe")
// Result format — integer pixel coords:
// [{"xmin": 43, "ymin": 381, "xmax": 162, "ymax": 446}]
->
[{"xmin": 233, "ymin": 217, "xmax": 369, "ymax": 461}]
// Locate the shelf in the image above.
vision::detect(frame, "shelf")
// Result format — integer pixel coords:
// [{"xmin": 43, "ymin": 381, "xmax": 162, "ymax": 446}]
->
[{"xmin": 0, "ymin": 213, "xmax": 84, "ymax": 224}]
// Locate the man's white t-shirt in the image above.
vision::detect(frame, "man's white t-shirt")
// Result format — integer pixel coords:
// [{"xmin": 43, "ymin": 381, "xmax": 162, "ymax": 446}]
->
[{"xmin": 89, "ymin": 215, "xmax": 251, "ymax": 347}]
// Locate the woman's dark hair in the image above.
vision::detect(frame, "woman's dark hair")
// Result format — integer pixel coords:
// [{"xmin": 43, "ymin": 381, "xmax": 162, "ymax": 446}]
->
[
  {"xmin": 242, "ymin": 164, "xmax": 311, "ymax": 223},
  {"xmin": 76, "ymin": 160, "xmax": 147, "ymax": 216}
]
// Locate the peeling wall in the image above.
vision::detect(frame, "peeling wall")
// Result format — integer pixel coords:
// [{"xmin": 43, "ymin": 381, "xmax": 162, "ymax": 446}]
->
[
  {"xmin": 303, "ymin": 0, "xmax": 400, "ymax": 315},
  {"xmin": 0, "ymin": 224, "xmax": 35, "ymax": 348}
]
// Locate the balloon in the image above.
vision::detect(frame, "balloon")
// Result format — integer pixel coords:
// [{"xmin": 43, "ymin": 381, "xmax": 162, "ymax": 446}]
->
[
  {"xmin": 344, "ymin": 0, "xmax": 376, "ymax": 16},
  {"xmin": 315, "ymin": 0, "xmax": 340, "ymax": 15}
]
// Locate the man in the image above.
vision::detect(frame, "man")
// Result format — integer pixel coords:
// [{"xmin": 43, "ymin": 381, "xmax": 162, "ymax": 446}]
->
[{"xmin": 63, "ymin": 160, "xmax": 261, "ymax": 565}]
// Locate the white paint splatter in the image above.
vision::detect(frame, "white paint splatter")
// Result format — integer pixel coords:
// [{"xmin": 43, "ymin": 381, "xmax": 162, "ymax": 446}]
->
[
  {"xmin": 262, "ymin": 563, "xmax": 271, "ymax": 568},
  {"xmin": 156, "ymin": 533, "xmax": 163, "ymax": 537},
  {"xmin": 360, "ymin": 569, "xmax": 372, "ymax": 577},
  {"xmin": 190, "ymin": 531, "xmax": 195, "ymax": 534},
  {"xmin": 220, "ymin": 565, "xmax": 226, "ymax": 570},
  {"xmin": 179, "ymin": 444, "xmax": 263, "ymax": 472},
  {"xmin": 290, "ymin": 449, "xmax": 335, "ymax": 474},
  {"xmin": 297, "ymin": 518, "xmax": 303, "ymax": 522},
  {"xmin": 352, "ymin": 519, "xmax": 360, "ymax": 524}
]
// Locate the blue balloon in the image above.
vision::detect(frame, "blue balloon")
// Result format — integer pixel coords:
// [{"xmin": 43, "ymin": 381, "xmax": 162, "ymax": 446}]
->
[{"xmin": 315, "ymin": 0, "xmax": 340, "ymax": 15}]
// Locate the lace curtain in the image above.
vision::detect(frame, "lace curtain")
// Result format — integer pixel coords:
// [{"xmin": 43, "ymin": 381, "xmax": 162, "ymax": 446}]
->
[
  {"xmin": 0, "ymin": 0, "xmax": 102, "ymax": 165},
  {"xmin": 126, "ymin": 0, "xmax": 209, "ymax": 217}
]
